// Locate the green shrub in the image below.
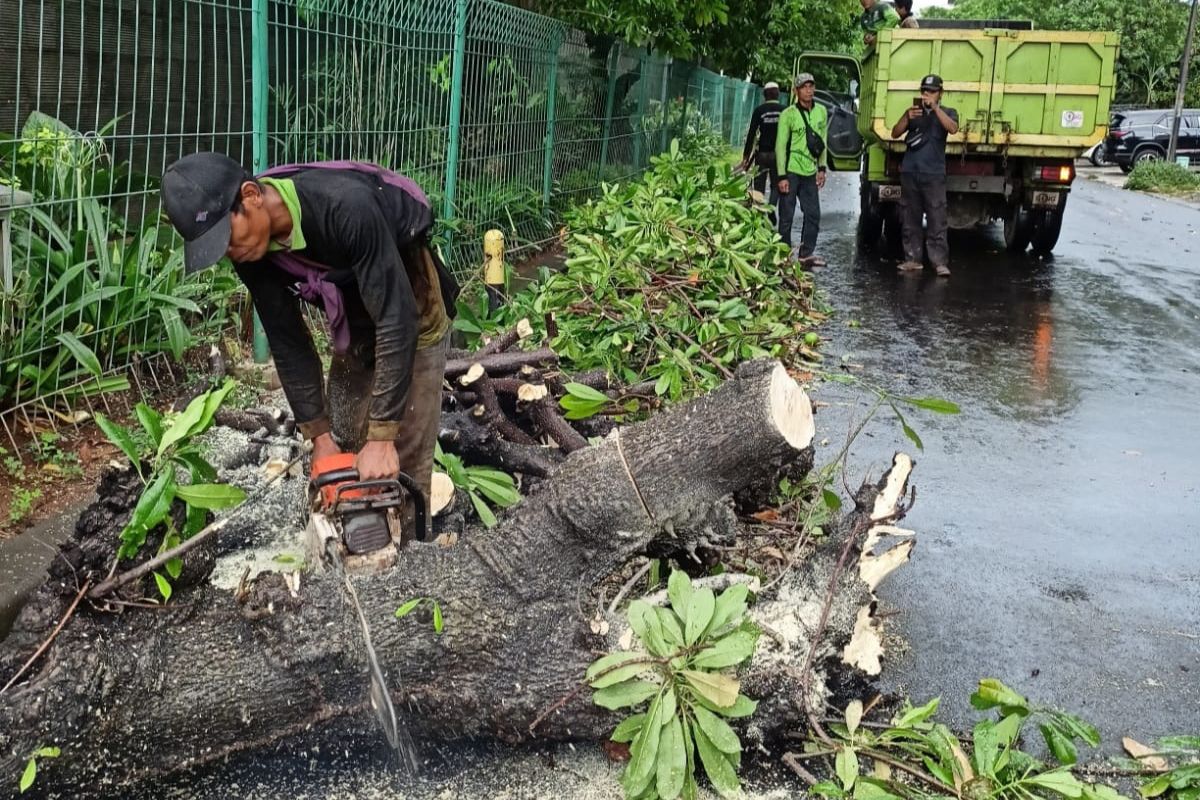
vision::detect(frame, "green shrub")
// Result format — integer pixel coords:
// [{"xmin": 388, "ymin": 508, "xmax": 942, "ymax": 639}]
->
[
  {"xmin": 1125, "ymin": 161, "xmax": 1200, "ymax": 194},
  {"xmin": 457, "ymin": 138, "xmax": 822, "ymax": 404}
]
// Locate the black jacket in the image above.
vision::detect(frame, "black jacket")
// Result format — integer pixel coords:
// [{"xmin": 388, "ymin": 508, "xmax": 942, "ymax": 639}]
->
[
  {"xmin": 234, "ymin": 168, "xmax": 457, "ymax": 441},
  {"xmin": 742, "ymin": 100, "xmax": 783, "ymax": 162}
]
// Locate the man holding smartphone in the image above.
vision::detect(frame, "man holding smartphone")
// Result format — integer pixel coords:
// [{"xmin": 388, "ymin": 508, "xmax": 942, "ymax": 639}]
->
[{"xmin": 891, "ymin": 74, "xmax": 958, "ymax": 276}]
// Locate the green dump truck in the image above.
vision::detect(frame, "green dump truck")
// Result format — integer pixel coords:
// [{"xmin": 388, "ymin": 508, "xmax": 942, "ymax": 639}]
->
[{"xmin": 799, "ymin": 22, "xmax": 1119, "ymax": 254}]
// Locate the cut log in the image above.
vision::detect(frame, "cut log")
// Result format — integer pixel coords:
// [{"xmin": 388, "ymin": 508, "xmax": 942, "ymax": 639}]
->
[
  {"xmin": 477, "ymin": 319, "xmax": 534, "ymax": 356},
  {"xmin": 459, "ymin": 368, "xmax": 536, "ymax": 446},
  {"xmin": 443, "ymin": 348, "xmax": 558, "ymax": 379},
  {"xmin": 429, "ymin": 471, "xmax": 457, "ymax": 517},
  {"xmin": 437, "ymin": 411, "xmax": 563, "ymax": 478},
  {"xmin": 0, "ymin": 360, "xmax": 912, "ymax": 796}
]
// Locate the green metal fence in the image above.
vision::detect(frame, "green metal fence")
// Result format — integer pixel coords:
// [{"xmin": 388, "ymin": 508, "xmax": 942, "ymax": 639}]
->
[{"xmin": 0, "ymin": 0, "xmax": 758, "ymax": 444}]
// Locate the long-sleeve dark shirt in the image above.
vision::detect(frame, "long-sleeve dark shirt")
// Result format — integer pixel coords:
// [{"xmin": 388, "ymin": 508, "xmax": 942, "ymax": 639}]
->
[
  {"xmin": 742, "ymin": 100, "xmax": 783, "ymax": 162},
  {"xmin": 234, "ymin": 168, "xmax": 449, "ymax": 441}
]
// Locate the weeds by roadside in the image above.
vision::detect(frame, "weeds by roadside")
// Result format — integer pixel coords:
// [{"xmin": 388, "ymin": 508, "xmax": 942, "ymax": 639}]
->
[{"xmin": 1125, "ymin": 162, "xmax": 1200, "ymax": 195}]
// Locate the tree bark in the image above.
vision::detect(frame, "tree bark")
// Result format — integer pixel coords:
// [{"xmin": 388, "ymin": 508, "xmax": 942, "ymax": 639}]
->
[
  {"xmin": 443, "ymin": 348, "xmax": 558, "ymax": 380},
  {"xmin": 0, "ymin": 360, "xmax": 914, "ymax": 796}
]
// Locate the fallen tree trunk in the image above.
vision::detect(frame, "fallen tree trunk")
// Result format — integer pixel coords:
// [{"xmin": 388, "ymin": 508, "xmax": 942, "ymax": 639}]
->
[{"xmin": 0, "ymin": 360, "xmax": 914, "ymax": 795}]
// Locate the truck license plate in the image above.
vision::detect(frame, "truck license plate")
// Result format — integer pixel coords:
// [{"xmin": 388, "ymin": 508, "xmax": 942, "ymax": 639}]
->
[{"xmin": 1032, "ymin": 191, "xmax": 1061, "ymax": 209}]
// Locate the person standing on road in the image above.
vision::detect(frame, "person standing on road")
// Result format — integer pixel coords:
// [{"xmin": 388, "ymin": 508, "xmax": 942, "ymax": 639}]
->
[
  {"xmin": 739, "ymin": 81, "xmax": 784, "ymax": 224},
  {"xmin": 860, "ymin": 0, "xmax": 901, "ymax": 46},
  {"xmin": 160, "ymin": 153, "xmax": 459, "ymax": 513},
  {"xmin": 895, "ymin": 0, "xmax": 919, "ymax": 28},
  {"xmin": 890, "ymin": 74, "xmax": 959, "ymax": 277},
  {"xmin": 776, "ymin": 74, "xmax": 829, "ymax": 268}
]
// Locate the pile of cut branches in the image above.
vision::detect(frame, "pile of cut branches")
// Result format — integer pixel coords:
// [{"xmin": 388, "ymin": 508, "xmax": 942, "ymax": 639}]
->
[{"xmin": 457, "ymin": 140, "xmax": 827, "ymax": 404}]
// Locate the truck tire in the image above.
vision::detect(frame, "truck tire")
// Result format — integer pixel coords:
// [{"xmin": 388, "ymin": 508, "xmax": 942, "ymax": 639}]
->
[
  {"xmin": 1030, "ymin": 207, "xmax": 1065, "ymax": 255},
  {"xmin": 1003, "ymin": 205, "xmax": 1033, "ymax": 253},
  {"xmin": 882, "ymin": 205, "xmax": 904, "ymax": 258},
  {"xmin": 858, "ymin": 180, "xmax": 884, "ymax": 248}
]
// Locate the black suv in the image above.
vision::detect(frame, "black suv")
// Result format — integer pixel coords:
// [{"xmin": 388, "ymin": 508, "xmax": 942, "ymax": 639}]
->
[{"xmin": 1106, "ymin": 109, "xmax": 1200, "ymax": 173}]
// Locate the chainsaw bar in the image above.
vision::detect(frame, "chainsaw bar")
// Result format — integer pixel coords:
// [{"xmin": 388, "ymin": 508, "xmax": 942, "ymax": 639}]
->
[{"xmin": 324, "ymin": 538, "xmax": 419, "ymax": 773}]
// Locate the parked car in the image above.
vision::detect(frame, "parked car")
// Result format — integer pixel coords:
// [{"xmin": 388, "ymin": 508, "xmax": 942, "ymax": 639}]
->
[
  {"xmin": 1106, "ymin": 109, "xmax": 1200, "ymax": 173},
  {"xmin": 1083, "ymin": 141, "xmax": 1106, "ymax": 167}
]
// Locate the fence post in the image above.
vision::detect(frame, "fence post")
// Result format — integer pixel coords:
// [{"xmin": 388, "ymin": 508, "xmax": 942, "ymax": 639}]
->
[
  {"xmin": 633, "ymin": 51, "xmax": 650, "ymax": 170},
  {"xmin": 724, "ymin": 80, "xmax": 734, "ymax": 146},
  {"xmin": 598, "ymin": 42, "xmax": 620, "ymax": 174},
  {"xmin": 658, "ymin": 56, "xmax": 672, "ymax": 154},
  {"xmin": 250, "ymin": 0, "xmax": 270, "ymax": 364},
  {"xmin": 442, "ymin": 0, "xmax": 469, "ymax": 256},
  {"xmin": 542, "ymin": 30, "xmax": 562, "ymax": 208}
]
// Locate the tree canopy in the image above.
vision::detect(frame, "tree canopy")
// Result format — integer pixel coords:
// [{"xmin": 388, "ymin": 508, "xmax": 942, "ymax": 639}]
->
[{"xmin": 516, "ymin": 0, "xmax": 860, "ymax": 80}]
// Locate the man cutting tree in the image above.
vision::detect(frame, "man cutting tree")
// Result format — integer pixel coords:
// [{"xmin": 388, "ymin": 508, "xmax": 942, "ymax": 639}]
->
[{"xmin": 160, "ymin": 154, "xmax": 459, "ymax": 518}]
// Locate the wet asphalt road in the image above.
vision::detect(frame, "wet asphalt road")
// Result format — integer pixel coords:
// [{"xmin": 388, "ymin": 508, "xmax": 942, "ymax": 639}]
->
[{"xmin": 809, "ymin": 170, "xmax": 1200, "ymax": 748}]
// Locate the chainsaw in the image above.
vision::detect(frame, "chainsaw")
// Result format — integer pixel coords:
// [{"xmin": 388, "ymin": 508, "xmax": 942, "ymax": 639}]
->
[
  {"xmin": 306, "ymin": 452, "xmax": 429, "ymax": 569},
  {"xmin": 304, "ymin": 452, "xmax": 428, "ymax": 772}
]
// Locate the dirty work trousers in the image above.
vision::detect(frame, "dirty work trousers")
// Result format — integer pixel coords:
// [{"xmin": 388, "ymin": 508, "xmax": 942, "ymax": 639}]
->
[
  {"xmin": 778, "ymin": 172, "xmax": 821, "ymax": 258},
  {"xmin": 751, "ymin": 151, "xmax": 780, "ymax": 225},
  {"xmin": 900, "ymin": 172, "xmax": 949, "ymax": 267},
  {"xmin": 328, "ymin": 330, "xmax": 449, "ymax": 536}
]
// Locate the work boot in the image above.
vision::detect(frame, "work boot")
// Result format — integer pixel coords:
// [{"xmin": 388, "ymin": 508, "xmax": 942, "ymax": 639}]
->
[
  {"xmin": 897, "ymin": 260, "xmax": 924, "ymax": 272},
  {"xmin": 935, "ymin": 264, "xmax": 951, "ymax": 277}
]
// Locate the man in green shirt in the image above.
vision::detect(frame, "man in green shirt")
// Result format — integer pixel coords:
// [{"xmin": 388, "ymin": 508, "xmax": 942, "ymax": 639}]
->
[
  {"xmin": 860, "ymin": 0, "xmax": 901, "ymax": 45},
  {"xmin": 775, "ymin": 73, "xmax": 829, "ymax": 267}
]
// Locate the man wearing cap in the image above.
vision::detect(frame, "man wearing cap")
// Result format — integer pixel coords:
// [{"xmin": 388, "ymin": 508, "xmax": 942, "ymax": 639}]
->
[
  {"xmin": 890, "ymin": 74, "xmax": 959, "ymax": 276},
  {"xmin": 739, "ymin": 81, "xmax": 784, "ymax": 222},
  {"xmin": 860, "ymin": 0, "xmax": 901, "ymax": 46},
  {"xmin": 775, "ymin": 73, "xmax": 829, "ymax": 267},
  {"xmin": 160, "ymin": 154, "xmax": 459, "ymax": 505}
]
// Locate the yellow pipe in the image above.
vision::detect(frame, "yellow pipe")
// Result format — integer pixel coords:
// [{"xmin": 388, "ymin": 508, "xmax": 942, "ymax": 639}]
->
[{"xmin": 483, "ymin": 229, "xmax": 506, "ymax": 287}]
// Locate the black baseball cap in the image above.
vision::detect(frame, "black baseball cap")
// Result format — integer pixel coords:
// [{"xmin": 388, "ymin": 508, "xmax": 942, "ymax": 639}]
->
[
  {"xmin": 920, "ymin": 74, "xmax": 944, "ymax": 92},
  {"xmin": 161, "ymin": 153, "xmax": 248, "ymax": 273}
]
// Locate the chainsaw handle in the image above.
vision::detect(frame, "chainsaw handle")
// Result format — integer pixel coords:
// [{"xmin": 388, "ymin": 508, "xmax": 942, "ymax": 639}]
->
[{"xmin": 312, "ymin": 467, "xmax": 362, "ymax": 489}]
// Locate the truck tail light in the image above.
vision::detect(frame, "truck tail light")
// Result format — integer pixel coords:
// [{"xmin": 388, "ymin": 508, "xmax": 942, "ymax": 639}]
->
[{"xmin": 1039, "ymin": 165, "xmax": 1074, "ymax": 183}]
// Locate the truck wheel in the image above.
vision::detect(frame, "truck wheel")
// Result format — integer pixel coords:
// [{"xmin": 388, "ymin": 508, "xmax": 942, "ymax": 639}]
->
[
  {"xmin": 1030, "ymin": 208, "xmax": 1065, "ymax": 255},
  {"xmin": 882, "ymin": 205, "xmax": 904, "ymax": 258},
  {"xmin": 1003, "ymin": 205, "xmax": 1033, "ymax": 253},
  {"xmin": 858, "ymin": 179, "xmax": 884, "ymax": 249}
]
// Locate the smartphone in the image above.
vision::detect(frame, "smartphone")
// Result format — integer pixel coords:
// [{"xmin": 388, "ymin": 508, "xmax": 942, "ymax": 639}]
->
[{"xmin": 912, "ymin": 97, "xmax": 923, "ymax": 108}]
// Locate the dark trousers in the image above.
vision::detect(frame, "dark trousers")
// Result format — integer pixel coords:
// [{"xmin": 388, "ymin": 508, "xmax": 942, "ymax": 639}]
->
[
  {"xmin": 778, "ymin": 172, "xmax": 821, "ymax": 257},
  {"xmin": 751, "ymin": 152, "xmax": 780, "ymax": 224},
  {"xmin": 901, "ymin": 172, "xmax": 949, "ymax": 267}
]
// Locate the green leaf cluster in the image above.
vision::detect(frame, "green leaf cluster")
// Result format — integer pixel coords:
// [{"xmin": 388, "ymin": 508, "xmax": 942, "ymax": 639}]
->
[
  {"xmin": 434, "ymin": 444, "xmax": 521, "ymax": 528},
  {"xmin": 0, "ymin": 113, "xmax": 242, "ymax": 408},
  {"xmin": 466, "ymin": 140, "xmax": 826, "ymax": 407},
  {"xmin": 1129, "ymin": 737, "xmax": 1200, "ymax": 800},
  {"xmin": 18, "ymin": 746, "xmax": 60, "ymax": 794},
  {"xmin": 394, "ymin": 597, "xmax": 445, "ymax": 634},
  {"xmin": 93, "ymin": 379, "xmax": 246, "ymax": 600},
  {"xmin": 811, "ymin": 679, "xmax": 1122, "ymax": 800},
  {"xmin": 589, "ymin": 571, "xmax": 760, "ymax": 798}
]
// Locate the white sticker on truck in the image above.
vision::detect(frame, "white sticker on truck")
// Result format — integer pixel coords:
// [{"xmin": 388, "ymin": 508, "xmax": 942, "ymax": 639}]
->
[{"xmin": 1061, "ymin": 110, "xmax": 1084, "ymax": 129}]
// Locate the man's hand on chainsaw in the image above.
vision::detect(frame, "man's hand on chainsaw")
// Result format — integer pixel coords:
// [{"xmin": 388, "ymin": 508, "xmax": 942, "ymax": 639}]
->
[
  {"xmin": 356, "ymin": 440, "xmax": 400, "ymax": 480},
  {"xmin": 311, "ymin": 433, "xmax": 342, "ymax": 466}
]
